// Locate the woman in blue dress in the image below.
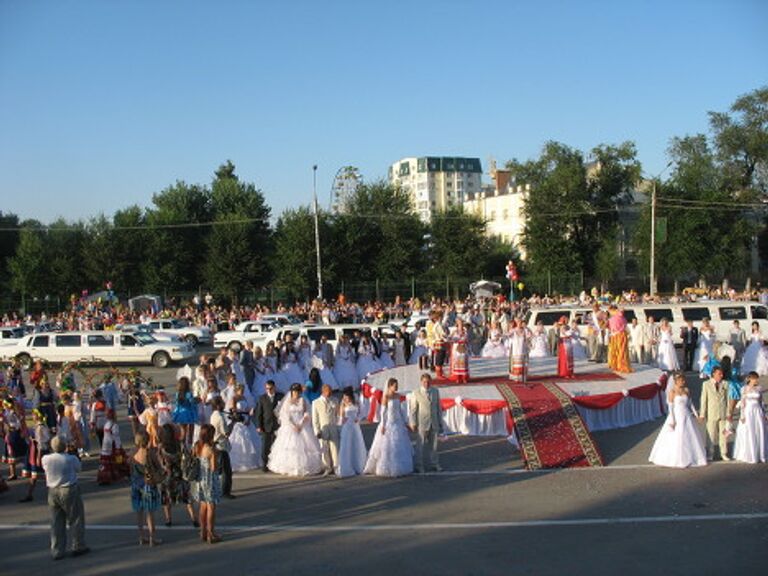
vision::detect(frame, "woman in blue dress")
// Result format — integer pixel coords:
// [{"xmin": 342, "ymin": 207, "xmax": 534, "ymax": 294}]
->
[
  {"xmin": 190, "ymin": 424, "xmax": 222, "ymax": 543},
  {"xmin": 130, "ymin": 430, "xmax": 164, "ymax": 546},
  {"xmin": 172, "ymin": 377, "xmax": 198, "ymax": 447},
  {"xmin": 303, "ymin": 368, "xmax": 323, "ymax": 403}
]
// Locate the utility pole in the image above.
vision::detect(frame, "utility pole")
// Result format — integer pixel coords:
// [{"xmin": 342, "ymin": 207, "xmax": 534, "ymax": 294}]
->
[{"xmin": 313, "ymin": 165, "xmax": 323, "ymax": 300}]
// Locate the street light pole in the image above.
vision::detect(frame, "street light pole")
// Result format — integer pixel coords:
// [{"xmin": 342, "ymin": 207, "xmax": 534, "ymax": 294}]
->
[
  {"xmin": 648, "ymin": 161, "xmax": 673, "ymax": 297},
  {"xmin": 312, "ymin": 165, "xmax": 323, "ymax": 300},
  {"xmin": 650, "ymin": 179, "xmax": 657, "ymax": 297}
]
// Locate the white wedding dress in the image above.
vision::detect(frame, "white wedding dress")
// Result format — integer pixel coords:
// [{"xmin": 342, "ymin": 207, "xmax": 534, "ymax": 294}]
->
[
  {"xmin": 693, "ymin": 329, "xmax": 715, "ymax": 374},
  {"xmin": 481, "ymin": 329, "xmax": 507, "ymax": 359},
  {"xmin": 571, "ymin": 331, "xmax": 588, "ymax": 360},
  {"xmin": 364, "ymin": 397, "xmax": 413, "ymax": 477},
  {"xmin": 229, "ymin": 400, "xmax": 263, "ymax": 472},
  {"xmin": 333, "ymin": 344, "xmax": 359, "ymax": 389},
  {"xmin": 649, "ymin": 394, "xmax": 707, "ymax": 468},
  {"xmin": 733, "ymin": 386, "xmax": 768, "ymax": 463},
  {"xmin": 268, "ymin": 398, "xmax": 323, "ymax": 476},
  {"xmin": 408, "ymin": 337, "xmax": 428, "ymax": 365},
  {"xmin": 656, "ymin": 328, "xmax": 680, "ymax": 371},
  {"xmin": 741, "ymin": 333, "xmax": 764, "ymax": 374},
  {"xmin": 529, "ymin": 330, "xmax": 549, "ymax": 358},
  {"xmin": 336, "ymin": 404, "xmax": 368, "ymax": 477},
  {"xmin": 357, "ymin": 345, "xmax": 382, "ymax": 381}
]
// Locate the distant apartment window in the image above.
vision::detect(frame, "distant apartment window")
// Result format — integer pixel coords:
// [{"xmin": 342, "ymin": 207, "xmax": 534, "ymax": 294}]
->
[
  {"xmin": 503, "ymin": 209, "xmax": 508, "ymax": 220},
  {"xmin": 490, "ymin": 211, "xmax": 496, "ymax": 220}
]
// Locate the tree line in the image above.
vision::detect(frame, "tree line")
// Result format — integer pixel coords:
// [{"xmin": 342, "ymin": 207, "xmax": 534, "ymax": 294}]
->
[{"xmin": 1, "ymin": 87, "xmax": 765, "ymax": 307}]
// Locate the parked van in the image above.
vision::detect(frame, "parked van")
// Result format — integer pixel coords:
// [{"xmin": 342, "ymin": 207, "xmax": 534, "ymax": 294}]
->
[{"xmin": 526, "ymin": 301, "xmax": 768, "ymax": 345}]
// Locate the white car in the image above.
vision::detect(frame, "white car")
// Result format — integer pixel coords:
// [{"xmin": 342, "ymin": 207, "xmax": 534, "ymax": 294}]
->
[
  {"xmin": 0, "ymin": 326, "xmax": 26, "ymax": 347},
  {"xmin": 6, "ymin": 331, "xmax": 195, "ymax": 368},
  {"xmin": 116, "ymin": 324, "xmax": 183, "ymax": 343},
  {"xmin": 213, "ymin": 321, "xmax": 283, "ymax": 352},
  {"xmin": 260, "ymin": 313, "xmax": 304, "ymax": 326},
  {"xmin": 145, "ymin": 319, "xmax": 212, "ymax": 346}
]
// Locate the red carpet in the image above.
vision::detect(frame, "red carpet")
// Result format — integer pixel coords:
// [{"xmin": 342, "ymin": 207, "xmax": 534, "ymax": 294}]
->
[{"xmin": 496, "ymin": 382, "xmax": 604, "ymax": 470}]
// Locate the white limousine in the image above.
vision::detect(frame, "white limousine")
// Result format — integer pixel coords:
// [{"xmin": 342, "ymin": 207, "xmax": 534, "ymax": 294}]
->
[
  {"xmin": 3, "ymin": 331, "xmax": 196, "ymax": 368},
  {"xmin": 526, "ymin": 300, "xmax": 768, "ymax": 345}
]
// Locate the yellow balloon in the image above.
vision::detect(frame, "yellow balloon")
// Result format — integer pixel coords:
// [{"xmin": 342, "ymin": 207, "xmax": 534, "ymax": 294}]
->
[{"xmin": 517, "ymin": 282, "xmax": 525, "ymax": 290}]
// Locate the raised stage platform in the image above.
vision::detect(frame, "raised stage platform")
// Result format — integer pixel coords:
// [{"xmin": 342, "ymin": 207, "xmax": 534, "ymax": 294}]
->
[{"xmin": 361, "ymin": 357, "xmax": 668, "ymax": 437}]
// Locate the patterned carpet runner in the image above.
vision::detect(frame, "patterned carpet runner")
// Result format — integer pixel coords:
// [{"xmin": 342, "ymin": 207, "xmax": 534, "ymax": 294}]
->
[{"xmin": 496, "ymin": 382, "xmax": 604, "ymax": 470}]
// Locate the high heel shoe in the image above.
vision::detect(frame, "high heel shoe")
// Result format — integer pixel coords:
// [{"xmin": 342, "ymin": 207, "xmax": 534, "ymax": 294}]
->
[
  {"xmin": 207, "ymin": 533, "xmax": 222, "ymax": 544},
  {"xmin": 149, "ymin": 536, "xmax": 163, "ymax": 547}
]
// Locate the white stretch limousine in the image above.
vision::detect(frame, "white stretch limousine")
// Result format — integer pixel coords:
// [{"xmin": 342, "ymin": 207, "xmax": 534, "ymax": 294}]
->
[
  {"xmin": 526, "ymin": 300, "xmax": 768, "ymax": 345},
  {"xmin": 3, "ymin": 331, "xmax": 195, "ymax": 368}
]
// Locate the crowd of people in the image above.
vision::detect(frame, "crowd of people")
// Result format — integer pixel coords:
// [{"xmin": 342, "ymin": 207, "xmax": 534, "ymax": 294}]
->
[{"xmin": 2, "ymin": 287, "xmax": 768, "ymax": 560}]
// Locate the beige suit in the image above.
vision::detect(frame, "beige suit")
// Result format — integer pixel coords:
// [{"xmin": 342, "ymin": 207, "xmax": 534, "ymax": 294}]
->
[
  {"xmin": 699, "ymin": 377, "xmax": 729, "ymax": 459},
  {"xmin": 408, "ymin": 386, "xmax": 444, "ymax": 472},
  {"xmin": 312, "ymin": 396, "xmax": 340, "ymax": 472}
]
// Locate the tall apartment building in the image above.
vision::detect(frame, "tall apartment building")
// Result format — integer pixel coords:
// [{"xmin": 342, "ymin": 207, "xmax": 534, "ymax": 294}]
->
[{"xmin": 388, "ymin": 157, "xmax": 483, "ymax": 221}]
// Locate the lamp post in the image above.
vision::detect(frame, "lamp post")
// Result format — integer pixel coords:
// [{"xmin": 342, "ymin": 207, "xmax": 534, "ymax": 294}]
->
[
  {"xmin": 312, "ymin": 165, "xmax": 323, "ymax": 300},
  {"xmin": 648, "ymin": 161, "xmax": 673, "ymax": 297}
]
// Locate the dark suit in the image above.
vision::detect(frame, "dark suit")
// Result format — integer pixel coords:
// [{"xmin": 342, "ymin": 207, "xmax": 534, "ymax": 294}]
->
[
  {"xmin": 680, "ymin": 326, "xmax": 699, "ymax": 371},
  {"xmin": 254, "ymin": 392, "xmax": 284, "ymax": 470}
]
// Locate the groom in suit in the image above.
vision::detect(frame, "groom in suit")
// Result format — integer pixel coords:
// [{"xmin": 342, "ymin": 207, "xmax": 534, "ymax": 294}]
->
[
  {"xmin": 680, "ymin": 320, "xmax": 699, "ymax": 372},
  {"xmin": 409, "ymin": 373, "xmax": 445, "ymax": 473},
  {"xmin": 699, "ymin": 367, "xmax": 730, "ymax": 461},
  {"xmin": 255, "ymin": 380, "xmax": 283, "ymax": 472},
  {"xmin": 312, "ymin": 384, "xmax": 340, "ymax": 475}
]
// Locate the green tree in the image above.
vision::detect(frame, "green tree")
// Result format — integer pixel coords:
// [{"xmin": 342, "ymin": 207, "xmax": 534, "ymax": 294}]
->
[
  {"xmin": 81, "ymin": 214, "xmax": 119, "ymax": 291},
  {"xmin": 143, "ymin": 181, "xmax": 212, "ymax": 294},
  {"xmin": 510, "ymin": 142, "xmax": 590, "ymax": 278},
  {"xmin": 9, "ymin": 225, "xmax": 46, "ymax": 305},
  {"xmin": 0, "ymin": 211, "xmax": 20, "ymax": 292},
  {"xmin": 511, "ymin": 141, "xmax": 640, "ymax": 283},
  {"xmin": 429, "ymin": 207, "xmax": 489, "ymax": 278},
  {"xmin": 111, "ymin": 205, "xmax": 148, "ymax": 296},
  {"xmin": 45, "ymin": 219, "xmax": 86, "ymax": 298},
  {"xmin": 634, "ymin": 134, "xmax": 754, "ymax": 283},
  {"xmin": 708, "ymin": 86, "xmax": 768, "ymax": 196},
  {"xmin": 335, "ymin": 180, "xmax": 426, "ymax": 282},
  {"xmin": 204, "ymin": 162, "xmax": 272, "ymax": 304},
  {"xmin": 272, "ymin": 206, "xmax": 336, "ymax": 300}
]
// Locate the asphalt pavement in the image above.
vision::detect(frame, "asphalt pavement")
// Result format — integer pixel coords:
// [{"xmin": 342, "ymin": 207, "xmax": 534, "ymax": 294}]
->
[{"xmin": 1, "ymin": 354, "xmax": 767, "ymax": 576}]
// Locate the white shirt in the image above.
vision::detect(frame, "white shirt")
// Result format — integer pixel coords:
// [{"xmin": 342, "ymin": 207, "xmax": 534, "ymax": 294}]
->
[
  {"xmin": 42, "ymin": 452, "xmax": 81, "ymax": 488},
  {"xmin": 210, "ymin": 409, "xmax": 230, "ymax": 451}
]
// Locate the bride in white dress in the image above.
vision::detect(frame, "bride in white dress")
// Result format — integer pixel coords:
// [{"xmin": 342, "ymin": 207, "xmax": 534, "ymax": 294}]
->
[
  {"xmin": 741, "ymin": 322, "xmax": 767, "ymax": 375},
  {"xmin": 268, "ymin": 383, "xmax": 323, "ymax": 476},
  {"xmin": 364, "ymin": 378, "xmax": 413, "ymax": 477},
  {"xmin": 481, "ymin": 322, "xmax": 507, "ymax": 358},
  {"xmin": 356, "ymin": 336, "xmax": 382, "ymax": 382},
  {"xmin": 693, "ymin": 319, "xmax": 716, "ymax": 375},
  {"xmin": 649, "ymin": 372, "xmax": 707, "ymax": 468},
  {"xmin": 529, "ymin": 322, "xmax": 549, "ymax": 358},
  {"xmin": 336, "ymin": 389, "xmax": 368, "ymax": 477},
  {"xmin": 333, "ymin": 336, "xmax": 359, "ymax": 389},
  {"xmin": 656, "ymin": 319, "xmax": 680, "ymax": 371},
  {"xmin": 733, "ymin": 373, "xmax": 768, "ymax": 463},
  {"xmin": 227, "ymin": 386, "xmax": 262, "ymax": 472}
]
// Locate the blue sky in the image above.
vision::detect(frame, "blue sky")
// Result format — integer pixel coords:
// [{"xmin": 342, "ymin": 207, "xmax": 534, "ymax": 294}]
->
[{"xmin": 1, "ymin": 0, "xmax": 766, "ymax": 224}]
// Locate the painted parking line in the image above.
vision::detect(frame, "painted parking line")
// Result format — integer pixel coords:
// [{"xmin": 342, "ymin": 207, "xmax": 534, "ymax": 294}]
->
[
  {"xmin": 2, "ymin": 512, "xmax": 766, "ymax": 533},
  {"xmin": 233, "ymin": 462, "xmax": 743, "ymax": 479}
]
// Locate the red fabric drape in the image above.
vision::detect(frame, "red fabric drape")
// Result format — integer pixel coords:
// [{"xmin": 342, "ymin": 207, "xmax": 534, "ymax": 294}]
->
[{"xmin": 571, "ymin": 393, "xmax": 624, "ymax": 410}]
